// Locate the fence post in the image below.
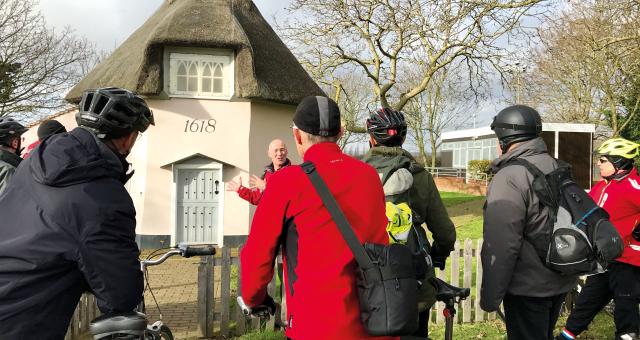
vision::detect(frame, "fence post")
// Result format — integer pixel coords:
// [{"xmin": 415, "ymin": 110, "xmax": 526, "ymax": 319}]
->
[
  {"xmin": 198, "ymin": 253, "xmax": 215, "ymax": 337},
  {"xmin": 220, "ymin": 247, "xmax": 232, "ymax": 338},
  {"xmin": 266, "ymin": 262, "xmax": 278, "ymax": 330},
  {"xmin": 435, "ymin": 268, "xmax": 446, "ymax": 325},
  {"xmin": 463, "ymin": 239, "xmax": 473, "ymax": 323},
  {"xmin": 475, "ymin": 239, "xmax": 485, "ymax": 323},
  {"xmin": 451, "ymin": 241, "xmax": 460, "ymax": 323},
  {"xmin": 235, "ymin": 245, "xmax": 246, "ymax": 336}
]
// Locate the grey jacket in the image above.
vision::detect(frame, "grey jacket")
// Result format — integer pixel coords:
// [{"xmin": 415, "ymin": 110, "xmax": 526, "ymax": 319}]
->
[
  {"xmin": 480, "ymin": 138, "xmax": 577, "ymax": 312},
  {"xmin": 0, "ymin": 149, "xmax": 21, "ymax": 195}
]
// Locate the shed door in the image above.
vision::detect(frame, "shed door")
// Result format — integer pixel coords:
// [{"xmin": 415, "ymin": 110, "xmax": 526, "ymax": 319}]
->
[{"xmin": 176, "ymin": 168, "xmax": 221, "ymax": 244}]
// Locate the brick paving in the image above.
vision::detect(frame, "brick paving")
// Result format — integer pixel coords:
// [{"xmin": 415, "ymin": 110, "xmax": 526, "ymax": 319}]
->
[{"xmin": 143, "ymin": 255, "xmax": 206, "ymax": 339}]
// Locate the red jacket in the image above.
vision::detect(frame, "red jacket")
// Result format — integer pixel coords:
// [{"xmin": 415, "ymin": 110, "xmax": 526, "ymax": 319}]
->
[
  {"xmin": 237, "ymin": 159, "xmax": 291, "ymax": 205},
  {"xmin": 22, "ymin": 140, "xmax": 40, "ymax": 159},
  {"xmin": 589, "ymin": 168, "xmax": 640, "ymax": 267},
  {"xmin": 240, "ymin": 143, "xmax": 394, "ymax": 340}
]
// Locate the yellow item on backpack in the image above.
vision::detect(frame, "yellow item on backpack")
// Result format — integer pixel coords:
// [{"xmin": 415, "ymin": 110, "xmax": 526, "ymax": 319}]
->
[{"xmin": 386, "ymin": 201, "xmax": 413, "ymax": 244}]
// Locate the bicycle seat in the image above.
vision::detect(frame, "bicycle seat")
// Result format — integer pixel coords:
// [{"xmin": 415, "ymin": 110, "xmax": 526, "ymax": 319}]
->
[
  {"xmin": 432, "ymin": 277, "xmax": 470, "ymax": 302},
  {"xmin": 89, "ymin": 312, "xmax": 147, "ymax": 338}
]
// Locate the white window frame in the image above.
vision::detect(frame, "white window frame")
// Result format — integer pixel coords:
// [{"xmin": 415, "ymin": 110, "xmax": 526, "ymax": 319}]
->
[{"xmin": 166, "ymin": 50, "xmax": 234, "ymax": 100}]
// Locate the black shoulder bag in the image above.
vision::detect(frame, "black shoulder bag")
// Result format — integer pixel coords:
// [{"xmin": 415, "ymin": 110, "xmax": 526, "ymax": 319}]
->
[{"xmin": 301, "ymin": 161, "xmax": 418, "ymax": 336}]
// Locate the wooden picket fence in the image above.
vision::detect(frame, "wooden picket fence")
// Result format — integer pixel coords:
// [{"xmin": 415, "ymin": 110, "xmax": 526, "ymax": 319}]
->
[
  {"xmin": 67, "ymin": 239, "xmax": 489, "ymax": 339},
  {"xmin": 64, "ymin": 293, "xmax": 100, "ymax": 340}
]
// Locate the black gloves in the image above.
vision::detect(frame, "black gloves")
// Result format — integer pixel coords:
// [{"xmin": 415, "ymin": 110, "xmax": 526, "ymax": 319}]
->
[
  {"xmin": 261, "ymin": 294, "xmax": 277, "ymax": 315},
  {"xmin": 433, "ymin": 256, "xmax": 446, "ymax": 270}
]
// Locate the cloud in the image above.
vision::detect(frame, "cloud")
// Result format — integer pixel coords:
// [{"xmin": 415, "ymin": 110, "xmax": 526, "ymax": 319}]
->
[{"xmin": 38, "ymin": 0, "xmax": 290, "ymax": 51}]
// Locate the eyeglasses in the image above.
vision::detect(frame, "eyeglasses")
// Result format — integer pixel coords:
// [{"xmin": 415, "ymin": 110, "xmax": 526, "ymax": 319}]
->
[
  {"xmin": 289, "ymin": 122, "xmax": 298, "ymax": 130},
  {"xmin": 598, "ymin": 158, "xmax": 609, "ymax": 164}
]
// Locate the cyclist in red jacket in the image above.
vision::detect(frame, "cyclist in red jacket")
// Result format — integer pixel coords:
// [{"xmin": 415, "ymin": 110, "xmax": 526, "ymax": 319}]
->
[
  {"xmin": 558, "ymin": 137, "xmax": 640, "ymax": 340},
  {"xmin": 240, "ymin": 96, "xmax": 394, "ymax": 340}
]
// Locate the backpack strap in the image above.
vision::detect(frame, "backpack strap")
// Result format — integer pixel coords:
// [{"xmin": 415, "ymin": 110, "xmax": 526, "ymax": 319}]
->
[
  {"xmin": 300, "ymin": 161, "xmax": 375, "ymax": 271},
  {"xmin": 498, "ymin": 158, "xmax": 559, "ymax": 213},
  {"xmin": 497, "ymin": 157, "xmax": 559, "ymax": 262}
]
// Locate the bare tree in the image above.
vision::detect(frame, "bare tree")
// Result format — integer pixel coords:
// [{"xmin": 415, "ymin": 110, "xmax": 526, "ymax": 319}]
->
[
  {"xmin": 279, "ymin": 0, "xmax": 548, "ymax": 114},
  {"xmin": 404, "ymin": 65, "xmax": 474, "ymax": 167},
  {"xmin": 333, "ymin": 73, "xmax": 376, "ymax": 149},
  {"xmin": 526, "ymin": 1, "xmax": 640, "ymax": 135},
  {"xmin": 0, "ymin": 0, "xmax": 97, "ymax": 119}
]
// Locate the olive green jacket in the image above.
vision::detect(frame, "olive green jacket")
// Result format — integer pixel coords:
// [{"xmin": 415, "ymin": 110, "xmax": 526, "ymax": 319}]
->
[
  {"xmin": 362, "ymin": 146, "xmax": 456, "ymax": 309},
  {"xmin": 0, "ymin": 149, "xmax": 21, "ymax": 195}
]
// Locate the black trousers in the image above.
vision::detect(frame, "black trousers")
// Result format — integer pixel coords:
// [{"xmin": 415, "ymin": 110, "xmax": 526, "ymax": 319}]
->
[
  {"xmin": 503, "ymin": 293, "xmax": 566, "ymax": 340},
  {"xmin": 413, "ymin": 310, "xmax": 430, "ymax": 338},
  {"xmin": 565, "ymin": 262, "xmax": 640, "ymax": 337}
]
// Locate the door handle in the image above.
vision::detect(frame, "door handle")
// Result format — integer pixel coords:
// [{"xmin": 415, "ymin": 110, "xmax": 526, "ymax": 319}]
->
[{"xmin": 215, "ymin": 180, "xmax": 219, "ymax": 195}]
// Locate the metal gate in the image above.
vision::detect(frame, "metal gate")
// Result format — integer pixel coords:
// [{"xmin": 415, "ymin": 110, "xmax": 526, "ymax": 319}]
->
[{"xmin": 176, "ymin": 168, "xmax": 221, "ymax": 244}]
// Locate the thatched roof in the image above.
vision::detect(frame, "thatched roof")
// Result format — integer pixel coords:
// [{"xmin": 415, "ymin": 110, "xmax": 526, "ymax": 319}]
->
[{"xmin": 65, "ymin": 0, "xmax": 324, "ymax": 105}]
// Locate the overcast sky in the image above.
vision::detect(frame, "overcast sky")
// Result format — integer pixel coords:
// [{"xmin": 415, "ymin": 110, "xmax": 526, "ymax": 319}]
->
[{"xmin": 38, "ymin": 0, "xmax": 291, "ymax": 51}]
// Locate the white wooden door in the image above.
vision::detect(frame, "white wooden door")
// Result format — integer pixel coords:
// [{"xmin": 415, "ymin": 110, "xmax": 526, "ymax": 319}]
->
[{"xmin": 176, "ymin": 168, "xmax": 221, "ymax": 244}]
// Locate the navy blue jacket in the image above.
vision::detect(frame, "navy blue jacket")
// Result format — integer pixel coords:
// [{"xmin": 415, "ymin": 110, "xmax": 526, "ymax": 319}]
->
[{"xmin": 0, "ymin": 127, "xmax": 143, "ymax": 339}]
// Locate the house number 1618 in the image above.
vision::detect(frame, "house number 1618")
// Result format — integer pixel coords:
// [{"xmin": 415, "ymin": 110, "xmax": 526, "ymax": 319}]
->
[{"xmin": 184, "ymin": 119, "xmax": 216, "ymax": 133}]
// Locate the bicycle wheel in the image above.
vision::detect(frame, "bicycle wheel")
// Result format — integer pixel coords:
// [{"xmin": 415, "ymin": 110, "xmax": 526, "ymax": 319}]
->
[
  {"xmin": 146, "ymin": 325, "xmax": 174, "ymax": 340},
  {"xmin": 157, "ymin": 325, "xmax": 174, "ymax": 340}
]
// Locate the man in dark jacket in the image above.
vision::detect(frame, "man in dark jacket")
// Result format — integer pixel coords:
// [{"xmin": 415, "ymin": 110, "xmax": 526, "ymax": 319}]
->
[
  {"xmin": 480, "ymin": 105, "xmax": 578, "ymax": 340},
  {"xmin": 0, "ymin": 117, "xmax": 28, "ymax": 194},
  {"xmin": 362, "ymin": 108, "xmax": 456, "ymax": 338},
  {"xmin": 23, "ymin": 119, "xmax": 67, "ymax": 159},
  {"xmin": 0, "ymin": 87, "xmax": 154, "ymax": 339}
]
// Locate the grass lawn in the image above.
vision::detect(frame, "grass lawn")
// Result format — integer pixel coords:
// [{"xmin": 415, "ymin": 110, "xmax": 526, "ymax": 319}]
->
[
  {"xmin": 235, "ymin": 312, "xmax": 615, "ymax": 340},
  {"xmin": 441, "ymin": 191, "xmax": 485, "ymax": 207}
]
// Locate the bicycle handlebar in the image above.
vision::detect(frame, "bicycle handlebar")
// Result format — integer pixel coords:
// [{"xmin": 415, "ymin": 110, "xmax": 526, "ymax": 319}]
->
[
  {"xmin": 236, "ymin": 296, "xmax": 278, "ymax": 318},
  {"xmin": 179, "ymin": 244, "xmax": 216, "ymax": 258},
  {"xmin": 141, "ymin": 244, "xmax": 216, "ymax": 270}
]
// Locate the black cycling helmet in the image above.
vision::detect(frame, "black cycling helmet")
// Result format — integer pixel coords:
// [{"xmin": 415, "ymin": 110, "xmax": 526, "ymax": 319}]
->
[
  {"xmin": 366, "ymin": 108, "xmax": 407, "ymax": 147},
  {"xmin": 491, "ymin": 105, "xmax": 542, "ymax": 153},
  {"xmin": 0, "ymin": 117, "xmax": 28, "ymax": 146},
  {"xmin": 76, "ymin": 87, "xmax": 155, "ymax": 139}
]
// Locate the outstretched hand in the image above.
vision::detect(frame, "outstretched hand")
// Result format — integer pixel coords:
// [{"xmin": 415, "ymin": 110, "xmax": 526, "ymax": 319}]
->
[
  {"xmin": 249, "ymin": 175, "xmax": 266, "ymax": 191},
  {"xmin": 226, "ymin": 177, "xmax": 243, "ymax": 192}
]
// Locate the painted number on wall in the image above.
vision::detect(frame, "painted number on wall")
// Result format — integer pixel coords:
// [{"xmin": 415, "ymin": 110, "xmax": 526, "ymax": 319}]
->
[{"xmin": 184, "ymin": 119, "xmax": 216, "ymax": 133}]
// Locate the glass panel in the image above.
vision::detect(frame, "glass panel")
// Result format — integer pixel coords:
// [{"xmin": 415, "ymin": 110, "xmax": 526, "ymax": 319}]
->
[
  {"xmin": 202, "ymin": 77, "xmax": 212, "ymax": 92},
  {"xmin": 177, "ymin": 63, "xmax": 187, "ymax": 76},
  {"xmin": 214, "ymin": 64, "xmax": 223, "ymax": 77},
  {"xmin": 177, "ymin": 76, "xmax": 186, "ymax": 92},
  {"xmin": 213, "ymin": 79, "xmax": 223, "ymax": 93},
  {"xmin": 483, "ymin": 147, "xmax": 490, "ymax": 159},
  {"xmin": 188, "ymin": 77, "xmax": 197, "ymax": 92},
  {"xmin": 188, "ymin": 63, "xmax": 198, "ymax": 76},
  {"xmin": 203, "ymin": 64, "xmax": 212, "ymax": 77}
]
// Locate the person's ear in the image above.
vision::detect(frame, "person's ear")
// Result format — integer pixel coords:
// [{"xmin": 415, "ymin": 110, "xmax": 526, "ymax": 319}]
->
[
  {"xmin": 293, "ymin": 128, "xmax": 302, "ymax": 145},
  {"xmin": 126, "ymin": 131, "xmax": 138, "ymax": 148},
  {"xmin": 336, "ymin": 127, "xmax": 344, "ymax": 140}
]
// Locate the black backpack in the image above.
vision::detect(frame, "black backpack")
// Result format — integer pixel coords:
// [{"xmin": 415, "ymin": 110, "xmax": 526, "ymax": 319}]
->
[
  {"xmin": 501, "ymin": 158, "xmax": 624, "ymax": 275},
  {"xmin": 373, "ymin": 156, "xmax": 433, "ymax": 281}
]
